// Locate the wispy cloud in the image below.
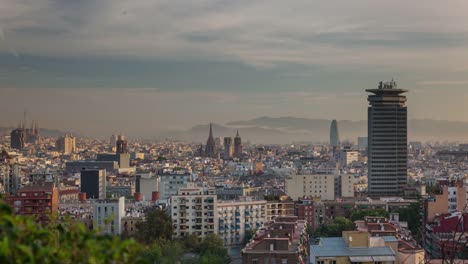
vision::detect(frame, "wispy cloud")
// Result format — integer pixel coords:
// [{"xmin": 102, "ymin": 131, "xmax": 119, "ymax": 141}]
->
[{"xmin": 1, "ymin": 0, "xmax": 468, "ymax": 68}]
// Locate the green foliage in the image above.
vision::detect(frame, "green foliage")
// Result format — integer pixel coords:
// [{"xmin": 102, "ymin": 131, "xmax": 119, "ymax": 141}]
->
[
  {"xmin": 349, "ymin": 208, "xmax": 389, "ymax": 221},
  {"xmin": 156, "ymin": 156, "xmax": 167, "ymax": 162},
  {"xmin": 242, "ymin": 229, "xmax": 257, "ymax": 245},
  {"xmin": 184, "ymin": 234, "xmax": 202, "ymax": 252},
  {"xmin": 397, "ymin": 200, "xmax": 423, "ymax": 242},
  {"xmin": 263, "ymin": 195, "xmax": 280, "ymax": 201},
  {"xmin": 426, "ymin": 184, "xmax": 442, "ymax": 195},
  {"xmin": 0, "ymin": 201, "xmax": 230, "ymax": 264},
  {"xmin": 306, "ymin": 223, "xmax": 313, "ymax": 238},
  {"xmin": 314, "ymin": 217, "xmax": 355, "ymax": 237},
  {"xmin": 0, "ymin": 201, "xmax": 145, "ymax": 264},
  {"xmin": 140, "ymin": 239, "xmax": 185, "ymax": 264},
  {"xmin": 136, "ymin": 208, "xmax": 172, "ymax": 244},
  {"xmin": 198, "ymin": 234, "xmax": 230, "ymax": 264}
]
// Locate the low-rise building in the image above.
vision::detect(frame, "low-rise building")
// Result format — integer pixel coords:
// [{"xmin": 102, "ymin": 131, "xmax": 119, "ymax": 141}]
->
[
  {"xmin": 121, "ymin": 216, "xmax": 144, "ymax": 237},
  {"xmin": 93, "ymin": 197, "xmax": 125, "ymax": 235},
  {"xmin": 135, "ymin": 173, "xmax": 159, "ymax": 201},
  {"xmin": 265, "ymin": 200, "xmax": 295, "ymax": 221},
  {"xmin": 7, "ymin": 182, "xmax": 58, "ymax": 224},
  {"xmin": 107, "ymin": 184, "xmax": 135, "ymax": 198},
  {"xmin": 295, "ymin": 197, "xmax": 324, "ymax": 231},
  {"xmin": 424, "ymin": 212, "xmax": 468, "ymax": 260},
  {"xmin": 242, "ymin": 216, "xmax": 309, "ymax": 264},
  {"xmin": 310, "ymin": 231, "xmax": 398, "ymax": 264}
]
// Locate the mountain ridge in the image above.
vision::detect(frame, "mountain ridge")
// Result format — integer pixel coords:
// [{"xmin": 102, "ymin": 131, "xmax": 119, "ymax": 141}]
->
[{"xmin": 158, "ymin": 117, "xmax": 468, "ymax": 144}]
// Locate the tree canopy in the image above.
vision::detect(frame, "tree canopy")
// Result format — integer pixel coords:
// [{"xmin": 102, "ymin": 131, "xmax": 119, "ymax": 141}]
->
[
  {"xmin": 397, "ymin": 200, "xmax": 423, "ymax": 242},
  {"xmin": 0, "ymin": 201, "xmax": 230, "ymax": 264},
  {"xmin": 349, "ymin": 208, "xmax": 389, "ymax": 221},
  {"xmin": 135, "ymin": 207, "xmax": 172, "ymax": 244},
  {"xmin": 314, "ymin": 217, "xmax": 355, "ymax": 237}
]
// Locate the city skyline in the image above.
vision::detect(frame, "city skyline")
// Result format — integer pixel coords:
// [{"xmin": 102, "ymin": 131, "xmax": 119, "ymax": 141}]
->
[{"xmin": 1, "ymin": 1, "xmax": 468, "ymax": 136}]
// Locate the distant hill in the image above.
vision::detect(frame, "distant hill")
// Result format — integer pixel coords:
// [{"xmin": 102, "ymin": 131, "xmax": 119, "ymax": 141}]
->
[{"xmin": 158, "ymin": 117, "xmax": 468, "ymax": 144}]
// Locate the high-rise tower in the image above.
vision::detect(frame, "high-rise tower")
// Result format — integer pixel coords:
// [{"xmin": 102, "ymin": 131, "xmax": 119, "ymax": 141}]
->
[
  {"xmin": 223, "ymin": 137, "xmax": 233, "ymax": 159},
  {"xmin": 56, "ymin": 134, "xmax": 76, "ymax": 154},
  {"xmin": 329, "ymin": 120, "xmax": 340, "ymax": 148},
  {"xmin": 116, "ymin": 135, "xmax": 128, "ymax": 154},
  {"xmin": 10, "ymin": 128, "xmax": 25, "ymax": 151},
  {"xmin": 205, "ymin": 123, "xmax": 216, "ymax": 157},
  {"xmin": 366, "ymin": 80, "xmax": 408, "ymax": 197},
  {"xmin": 234, "ymin": 130, "xmax": 242, "ymax": 158}
]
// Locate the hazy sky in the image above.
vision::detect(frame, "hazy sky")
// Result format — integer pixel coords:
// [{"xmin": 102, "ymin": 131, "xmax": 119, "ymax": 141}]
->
[{"xmin": 1, "ymin": 0, "xmax": 468, "ymax": 137}]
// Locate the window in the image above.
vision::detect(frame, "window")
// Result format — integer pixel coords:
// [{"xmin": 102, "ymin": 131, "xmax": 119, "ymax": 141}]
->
[
  {"xmin": 281, "ymin": 259, "xmax": 287, "ymax": 264},
  {"xmin": 317, "ymin": 261, "xmax": 324, "ymax": 264},
  {"xmin": 331, "ymin": 261, "xmax": 337, "ymax": 264}
]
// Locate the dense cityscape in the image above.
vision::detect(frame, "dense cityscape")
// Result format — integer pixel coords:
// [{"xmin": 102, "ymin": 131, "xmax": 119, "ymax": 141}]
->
[
  {"xmin": 2, "ymin": 1, "xmax": 468, "ymax": 263},
  {"xmin": 1, "ymin": 81, "xmax": 467, "ymax": 263}
]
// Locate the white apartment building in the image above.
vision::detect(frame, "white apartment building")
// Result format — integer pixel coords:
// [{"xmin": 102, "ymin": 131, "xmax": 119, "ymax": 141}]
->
[
  {"xmin": 136, "ymin": 173, "xmax": 160, "ymax": 201},
  {"xmin": 217, "ymin": 198, "xmax": 267, "ymax": 246},
  {"xmin": 286, "ymin": 174, "xmax": 335, "ymax": 200},
  {"xmin": 93, "ymin": 197, "xmax": 125, "ymax": 235},
  {"xmin": 171, "ymin": 187, "xmax": 217, "ymax": 238},
  {"xmin": 159, "ymin": 173, "xmax": 190, "ymax": 201}
]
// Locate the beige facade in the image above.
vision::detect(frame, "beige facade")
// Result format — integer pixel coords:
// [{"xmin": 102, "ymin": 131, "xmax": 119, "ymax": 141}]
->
[
  {"xmin": 285, "ymin": 174, "xmax": 335, "ymax": 200},
  {"xmin": 426, "ymin": 186, "xmax": 466, "ymax": 223},
  {"xmin": 339, "ymin": 150, "xmax": 359, "ymax": 166},
  {"xmin": 121, "ymin": 216, "xmax": 144, "ymax": 237},
  {"xmin": 56, "ymin": 134, "xmax": 76, "ymax": 154},
  {"xmin": 340, "ymin": 174, "xmax": 354, "ymax": 198},
  {"xmin": 265, "ymin": 201, "xmax": 295, "ymax": 221}
]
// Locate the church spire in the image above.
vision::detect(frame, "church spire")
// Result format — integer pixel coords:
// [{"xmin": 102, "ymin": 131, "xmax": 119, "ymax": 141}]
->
[
  {"xmin": 235, "ymin": 129, "xmax": 240, "ymax": 138},
  {"xmin": 205, "ymin": 122, "xmax": 216, "ymax": 158},
  {"xmin": 209, "ymin": 122, "xmax": 213, "ymax": 138}
]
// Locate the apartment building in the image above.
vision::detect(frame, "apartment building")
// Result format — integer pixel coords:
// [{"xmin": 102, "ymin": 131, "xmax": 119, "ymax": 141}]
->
[
  {"xmin": 7, "ymin": 182, "xmax": 58, "ymax": 225},
  {"xmin": 286, "ymin": 174, "xmax": 356, "ymax": 201},
  {"xmin": 171, "ymin": 187, "xmax": 217, "ymax": 238},
  {"xmin": 159, "ymin": 173, "xmax": 191, "ymax": 201},
  {"xmin": 93, "ymin": 197, "xmax": 125, "ymax": 235},
  {"xmin": 285, "ymin": 174, "xmax": 336, "ymax": 201},
  {"xmin": 217, "ymin": 198, "xmax": 267, "ymax": 246},
  {"xmin": 265, "ymin": 200, "xmax": 295, "ymax": 221}
]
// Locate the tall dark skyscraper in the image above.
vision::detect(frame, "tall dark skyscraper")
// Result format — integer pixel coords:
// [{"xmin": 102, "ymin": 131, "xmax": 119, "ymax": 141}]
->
[
  {"xmin": 205, "ymin": 123, "xmax": 216, "ymax": 157},
  {"xmin": 329, "ymin": 120, "xmax": 340, "ymax": 148},
  {"xmin": 234, "ymin": 130, "xmax": 242, "ymax": 158},
  {"xmin": 366, "ymin": 80, "xmax": 408, "ymax": 197},
  {"xmin": 10, "ymin": 128, "xmax": 25, "ymax": 151},
  {"xmin": 116, "ymin": 135, "xmax": 128, "ymax": 154},
  {"xmin": 80, "ymin": 168, "xmax": 106, "ymax": 199}
]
